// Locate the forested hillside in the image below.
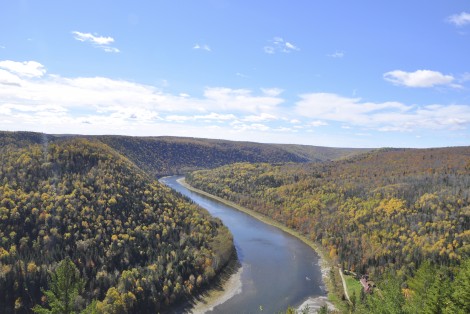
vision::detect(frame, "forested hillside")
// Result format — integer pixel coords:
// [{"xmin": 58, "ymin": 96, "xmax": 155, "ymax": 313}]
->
[
  {"xmin": 0, "ymin": 138, "xmax": 233, "ymax": 313},
  {"xmin": 0, "ymin": 131, "xmax": 54, "ymax": 149},
  {"xmin": 96, "ymin": 135, "xmax": 310, "ymax": 177},
  {"xmin": 1, "ymin": 131, "xmax": 371, "ymax": 178},
  {"xmin": 274, "ymin": 144, "xmax": 371, "ymax": 162},
  {"xmin": 187, "ymin": 147, "xmax": 470, "ymax": 312}
]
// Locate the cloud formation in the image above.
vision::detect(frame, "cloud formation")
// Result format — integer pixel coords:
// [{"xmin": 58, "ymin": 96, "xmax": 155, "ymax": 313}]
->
[
  {"xmin": 310, "ymin": 120, "xmax": 328, "ymax": 127},
  {"xmin": 327, "ymin": 51, "xmax": 344, "ymax": 58},
  {"xmin": 1, "ymin": 60, "xmax": 469, "ymax": 145},
  {"xmin": 447, "ymin": 12, "xmax": 470, "ymax": 27},
  {"xmin": 0, "ymin": 61, "xmax": 285, "ymax": 131},
  {"xmin": 0, "ymin": 60, "xmax": 46, "ymax": 78},
  {"xmin": 383, "ymin": 69, "xmax": 458, "ymax": 88},
  {"xmin": 295, "ymin": 93, "xmax": 470, "ymax": 132},
  {"xmin": 193, "ymin": 44, "xmax": 211, "ymax": 52},
  {"xmin": 264, "ymin": 37, "xmax": 299, "ymax": 54},
  {"xmin": 72, "ymin": 31, "xmax": 120, "ymax": 53},
  {"xmin": 261, "ymin": 88, "xmax": 283, "ymax": 97}
]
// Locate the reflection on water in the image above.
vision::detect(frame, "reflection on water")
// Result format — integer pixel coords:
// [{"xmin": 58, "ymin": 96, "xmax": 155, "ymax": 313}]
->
[{"xmin": 161, "ymin": 176, "xmax": 326, "ymax": 313}]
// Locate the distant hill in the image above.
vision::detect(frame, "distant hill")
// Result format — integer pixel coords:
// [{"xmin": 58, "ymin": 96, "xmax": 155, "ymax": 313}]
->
[
  {"xmin": 0, "ymin": 131, "xmax": 373, "ymax": 177},
  {"xmin": 0, "ymin": 131, "xmax": 53, "ymax": 148},
  {"xmin": 274, "ymin": 143, "xmax": 371, "ymax": 162},
  {"xmin": 94, "ymin": 135, "xmax": 310, "ymax": 177}
]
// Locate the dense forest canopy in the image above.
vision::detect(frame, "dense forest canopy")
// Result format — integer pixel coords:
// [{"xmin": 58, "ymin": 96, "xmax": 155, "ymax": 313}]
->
[
  {"xmin": 0, "ymin": 137, "xmax": 233, "ymax": 313},
  {"xmin": 187, "ymin": 147, "xmax": 470, "ymax": 312}
]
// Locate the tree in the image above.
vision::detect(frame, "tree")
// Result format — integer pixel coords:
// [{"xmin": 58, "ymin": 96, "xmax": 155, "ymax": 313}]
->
[
  {"xmin": 32, "ymin": 257, "xmax": 84, "ymax": 314},
  {"xmin": 446, "ymin": 259, "xmax": 470, "ymax": 314},
  {"xmin": 355, "ymin": 273, "xmax": 406, "ymax": 314},
  {"xmin": 404, "ymin": 261, "xmax": 435, "ymax": 313}
]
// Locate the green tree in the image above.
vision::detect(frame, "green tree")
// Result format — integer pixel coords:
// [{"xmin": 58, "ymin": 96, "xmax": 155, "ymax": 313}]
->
[
  {"xmin": 32, "ymin": 257, "xmax": 84, "ymax": 314},
  {"xmin": 404, "ymin": 261, "xmax": 435, "ymax": 313},
  {"xmin": 446, "ymin": 259, "xmax": 470, "ymax": 314},
  {"xmin": 355, "ymin": 273, "xmax": 406, "ymax": 314}
]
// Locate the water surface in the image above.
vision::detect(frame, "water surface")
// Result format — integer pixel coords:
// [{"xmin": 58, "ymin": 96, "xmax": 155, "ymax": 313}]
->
[{"xmin": 161, "ymin": 176, "xmax": 326, "ymax": 313}]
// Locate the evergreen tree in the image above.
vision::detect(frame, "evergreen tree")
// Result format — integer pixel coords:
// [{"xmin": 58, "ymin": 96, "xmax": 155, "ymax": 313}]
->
[
  {"xmin": 447, "ymin": 259, "xmax": 470, "ymax": 314},
  {"xmin": 32, "ymin": 257, "xmax": 84, "ymax": 314},
  {"xmin": 404, "ymin": 261, "xmax": 435, "ymax": 313}
]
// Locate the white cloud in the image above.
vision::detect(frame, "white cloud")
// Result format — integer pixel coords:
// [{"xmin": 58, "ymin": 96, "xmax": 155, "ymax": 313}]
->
[
  {"xmin": 1, "ymin": 103, "xmax": 67, "ymax": 113},
  {"xmin": 2, "ymin": 60, "xmax": 469, "ymax": 146},
  {"xmin": 327, "ymin": 51, "xmax": 344, "ymax": 58},
  {"xmin": 243, "ymin": 113, "xmax": 277, "ymax": 122},
  {"xmin": 447, "ymin": 12, "xmax": 470, "ymax": 27},
  {"xmin": 285, "ymin": 42, "xmax": 299, "ymax": 50},
  {"xmin": 0, "ymin": 60, "xmax": 46, "ymax": 78},
  {"xmin": 195, "ymin": 113, "xmax": 236, "ymax": 121},
  {"xmin": 295, "ymin": 92, "xmax": 470, "ymax": 132},
  {"xmin": 310, "ymin": 120, "xmax": 328, "ymax": 127},
  {"xmin": 193, "ymin": 44, "xmax": 211, "ymax": 52},
  {"xmin": 233, "ymin": 123, "xmax": 270, "ymax": 132},
  {"xmin": 102, "ymin": 46, "xmax": 120, "ymax": 53},
  {"xmin": 264, "ymin": 37, "xmax": 300, "ymax": 54},
  {"xmin": 203, "ymin": 87, "xmax": 283, "ymax": 113},
  {"xmin": 261, "ymin": 87, "xmax": 283, "ymax": 97},
  {"xmin": 165, "ymin": 113, "xmax": 237, "ymax": 123},
  {"xmin": 72, "ymin": 31, "xmax": 120, "ymax": 53},
  {"xmin": 0, "ymin": 61, "xmax": 285, "ymax": 135},
  {"xmin": 164, "ymin": 115, "xmax": 192, "ymax": 123},
  {"xmin": 73, "ymin": 31, "xmax": 114, "ymax": 45},
  {"xmin": 383, "ymin": 69, "xmax": 458, "ymax": 88},
  {"xmin": 0, "ymin": 69, "xmax": 22, "ymax": 86}
]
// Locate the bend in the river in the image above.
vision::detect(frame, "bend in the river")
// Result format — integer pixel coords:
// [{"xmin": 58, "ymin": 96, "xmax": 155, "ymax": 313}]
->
[{"xmin": 161, "ymin": 176, "xmax": 331, "ymax": 313}]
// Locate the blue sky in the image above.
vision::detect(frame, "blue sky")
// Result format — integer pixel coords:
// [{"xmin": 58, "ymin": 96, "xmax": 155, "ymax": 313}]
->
[{"xmin": 1, "ymin": 0, "xmax": 469, "ymax": 148}]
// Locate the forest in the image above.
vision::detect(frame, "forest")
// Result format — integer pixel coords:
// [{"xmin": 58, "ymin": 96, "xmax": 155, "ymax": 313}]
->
[
  {"xmin": 0, "ymin": 131, "xmax": 369, "ymax": 178},
  {"xmin": 0, "ymin": 131, "xmax": 369, "ymax": 313},
  {"xmin": 2, "ymin": 130, "xmax": 469, "ymax": 312},
  {"xmin": 187, "ymin": 147, "xmax": 470, "ymax": 313},
  {"xmin": 0, "ymin": 137, "xmax": 234, "ymax": 313}
]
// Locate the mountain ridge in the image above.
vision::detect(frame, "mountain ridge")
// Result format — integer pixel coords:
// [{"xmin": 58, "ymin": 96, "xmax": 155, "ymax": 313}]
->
[{"xmin": 0, "ymin": 131, "xmax": 373, "ymax": 177}]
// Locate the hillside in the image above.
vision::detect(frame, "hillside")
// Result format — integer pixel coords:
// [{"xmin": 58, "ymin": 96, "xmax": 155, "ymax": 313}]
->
[
  {"xmin": 95, "ymin": 135, "xmax": 310, "ymax": 177},
  {"xmin": 187, "ymin": 147, "xmax": 470, "ymax": 312},
  {"xmin": 0, "ymin": 131, "xmax": 54, "ymax": 149},
  {"xmin": 0, "ymin": 138, "xmax": 233, "ymax": 313},
  {"xmin": 1, "ymin": 131, "xmax": 372, "ymax": 178},
  {"xmin": 274, "ymin": 143, "xmax": 371, "ymax": 162},
  {"xmin": 97, "ymin": 136, "xmax": 372, "ymax": 177}
]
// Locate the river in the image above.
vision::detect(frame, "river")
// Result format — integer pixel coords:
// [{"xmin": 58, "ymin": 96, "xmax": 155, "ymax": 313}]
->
[{"xmin": 160, "ymin": 176, "xmax": 329, "ymax": 313}]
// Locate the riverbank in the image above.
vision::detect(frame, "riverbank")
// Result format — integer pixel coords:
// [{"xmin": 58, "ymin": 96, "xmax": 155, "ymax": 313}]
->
[
  {"xmin": 178, "ymin": 178, "xmax": 345, "ymax": 312},
  {"xmin": 190, "ymin": 265, "xmax": 243, "ymax": 314}
]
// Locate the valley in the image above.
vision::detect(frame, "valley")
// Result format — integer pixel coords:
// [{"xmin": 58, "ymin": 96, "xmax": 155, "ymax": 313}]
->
[{"xmin": 1, "ymin": 131, "xmax": 469, "ymax": 313}]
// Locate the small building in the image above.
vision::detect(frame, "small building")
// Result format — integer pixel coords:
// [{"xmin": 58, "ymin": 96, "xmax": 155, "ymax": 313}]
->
[{"xmin": 360, "ymin": 275, "xmax": 375, "ymax": 293}]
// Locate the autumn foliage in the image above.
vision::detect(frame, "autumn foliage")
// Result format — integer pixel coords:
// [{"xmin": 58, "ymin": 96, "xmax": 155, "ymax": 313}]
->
[
  {"xmin": 187, "ymin": 147, "xmax": 470, "ymax": 308},
  {"xmin": 0, "ymin": 137, "xmax": 233, "ymax": 313}
]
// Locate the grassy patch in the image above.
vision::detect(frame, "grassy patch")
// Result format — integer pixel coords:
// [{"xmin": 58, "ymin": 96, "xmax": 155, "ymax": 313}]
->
[{"xmin": 344, "ymin": 275, "xmax": 362, "ymax": 301}]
